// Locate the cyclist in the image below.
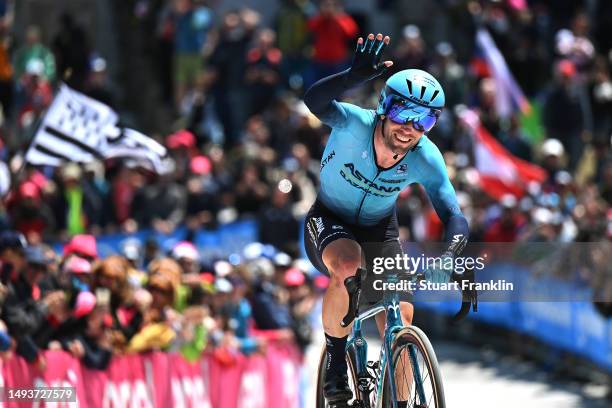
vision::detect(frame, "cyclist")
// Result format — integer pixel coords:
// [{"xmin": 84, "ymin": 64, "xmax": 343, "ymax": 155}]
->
[{"xmin": 303, "ymin": 33, "xmax": 471, "ymax": 407}]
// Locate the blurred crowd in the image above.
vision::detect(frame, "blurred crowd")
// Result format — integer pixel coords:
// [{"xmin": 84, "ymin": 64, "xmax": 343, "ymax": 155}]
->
[
  {"xmin": 0, "ymin": 0, "xmax": 611, "ymax": 363},
  {"xmin": 0, "ymin": 230, "xmax": 323, "ymax": 368}
]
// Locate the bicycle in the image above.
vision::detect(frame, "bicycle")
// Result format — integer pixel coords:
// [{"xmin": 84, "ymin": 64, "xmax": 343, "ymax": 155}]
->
[{"xmin": 315, "ymin": 267, "xmax": 476, "ymax": 408}]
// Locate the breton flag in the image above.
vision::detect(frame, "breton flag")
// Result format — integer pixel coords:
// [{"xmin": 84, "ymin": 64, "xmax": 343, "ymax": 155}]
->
[
  {"xmin": 459, "ymin": 108, "xmax": 546, "ymax": 199},
  {"xmin": 25, "ymin": 84, "xmax": 172, "ymax": 174},
  {"xmin": 475, "ymin": 28, "xmax": 531, "ymax": 118}
]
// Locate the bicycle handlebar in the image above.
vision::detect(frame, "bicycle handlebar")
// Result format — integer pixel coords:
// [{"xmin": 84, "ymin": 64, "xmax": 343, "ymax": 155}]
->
[{"xmin": 340, "ymin": 267, "xmax": 477, "ymax": 326}]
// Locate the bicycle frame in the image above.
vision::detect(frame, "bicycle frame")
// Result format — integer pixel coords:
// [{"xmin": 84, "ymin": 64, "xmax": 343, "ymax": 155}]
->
[{"xmin": 346, "ymin": 275, "xmax": 427, "ymax": 408}]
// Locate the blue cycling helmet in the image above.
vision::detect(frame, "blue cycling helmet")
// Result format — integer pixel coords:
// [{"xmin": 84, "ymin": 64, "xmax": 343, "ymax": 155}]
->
[{"xmin": 376, "ymin": 69, "xmax": 446, "ymax": 116}]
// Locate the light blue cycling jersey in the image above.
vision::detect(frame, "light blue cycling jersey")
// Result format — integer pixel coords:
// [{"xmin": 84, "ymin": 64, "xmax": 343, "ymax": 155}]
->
[{"xmin": 317, "ymin": 101, "xmax": 462, "ymax": 226}]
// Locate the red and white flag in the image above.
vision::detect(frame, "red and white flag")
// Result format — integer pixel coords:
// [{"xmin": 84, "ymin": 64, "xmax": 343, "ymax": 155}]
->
[{"xmin": 460, "ymin": 108, "xmax": 546, "ymax": 199}]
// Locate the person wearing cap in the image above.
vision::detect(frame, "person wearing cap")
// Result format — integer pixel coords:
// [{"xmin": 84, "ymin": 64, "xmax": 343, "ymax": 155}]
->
[
  {"xmin": 63, "ymin": 234, "xmax": 98, "ymax": 261},
  {"xmin": 7, "ymin": 181, "xmax": 56, "ymax": 242},
  {"xmin": 63, "ymin": 256, "xmax": 94, "ymax": 303},
  {"xmin": 539, "ymin": 138, "xmax": 566, "ymax": 182},
  {"xmin": 51, "ymin": 291, "xmax": 114, "ymax": 370},
  {"xmin": 285, "ymin": 268, "xmax": 315, "ymax": 352},
  {"xmin": 12, "ymin": 25, "xmax": 56, "ymax": 82},
  {"xmin": 484, "ymin": 194, "xmax": 525, "ymax": 242},
  {"xmin": 1, "ymin": 246, "xmax": 65, "ymax": 365},
  {"xmin": 542, "ymin": 58, "xmax": 591, "ymax": 171}
]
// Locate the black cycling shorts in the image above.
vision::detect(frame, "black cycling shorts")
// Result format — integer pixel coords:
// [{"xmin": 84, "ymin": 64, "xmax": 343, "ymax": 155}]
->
[{"xmin": 304, "ymin": 199, "xmax": 412, "ymax": 303}]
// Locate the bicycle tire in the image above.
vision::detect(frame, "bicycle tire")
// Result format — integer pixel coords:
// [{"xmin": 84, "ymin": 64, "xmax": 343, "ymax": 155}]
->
[
  {"xmin": 380, "ymin": 326, "xmax": 445, "ymax": 408},
  {"xmin": 315, "ymin": 346, "xmax": 361, "ymax": 407}
]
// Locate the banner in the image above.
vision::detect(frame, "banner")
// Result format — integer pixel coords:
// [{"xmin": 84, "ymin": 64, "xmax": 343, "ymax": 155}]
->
[{"xmin": 0, "ymin": 342, "xmax": 301, "ymax": 407}]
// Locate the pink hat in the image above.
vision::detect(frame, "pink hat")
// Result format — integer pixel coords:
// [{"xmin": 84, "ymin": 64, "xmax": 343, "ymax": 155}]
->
[
  {"xmin": 166, "ymin": 130, "xmax": 196, "ymax": 149},
  {"xmin": 65, "ymin": 256, "xmax": 92, "ymax": 274},
  {"xmin": 19, "ymin": 181, "xmax": 40, "ymax": 200},
  {"xmin": 73, "ymin": 291, "xmax": 96, "ymax": 318},
  {"xmin": 64, "ymin": 235, "xmax": 98, "ymax": 259},
  {"xmin": 284, "ymin": 268, "xmax": 305, "ymax": 287},
  {"xmin": 190, "ymin": 155, "xmax": 212, "ymax": 175}
]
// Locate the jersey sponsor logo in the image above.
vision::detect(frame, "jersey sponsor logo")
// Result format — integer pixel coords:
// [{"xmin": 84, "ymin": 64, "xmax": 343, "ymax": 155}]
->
[
  {"xmin": 396, "ymin": 164, "xmax": 408, "ymax": 174},
  {"xmin": 320, "ymin": 150, "xmax": 336, "ymax": 171},
  {"xmin": 306, "ymin": 220, "xmax": 317, "ymax": 244},
  {"xmin": 379, "ymin": 178, "xmax": 407, "ymax": 184},
  {"xmin": 332, "ymin": 225, "xmax": 344, "ymax": 230},
  {"xmin": 340, "ymin": 163, "xmax": 401, "ymax": 197},
  {"xmin": 314, "ymin": 217, "xmax": 325, "ymax": 236}
]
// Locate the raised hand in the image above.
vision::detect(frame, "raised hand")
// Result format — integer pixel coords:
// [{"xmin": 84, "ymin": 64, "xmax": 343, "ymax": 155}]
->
[{"xmin": 347, "ymin": 33, "xmax": 393, "ymax": 84}]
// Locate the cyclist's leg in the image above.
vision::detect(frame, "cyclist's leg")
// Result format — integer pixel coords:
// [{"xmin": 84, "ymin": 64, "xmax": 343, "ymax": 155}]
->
[
  {"xmin": 321, "ymin": 238, "xmax": 362, "ymax": 336},
  {"xmin": 304, "ymin": 202, "xmax": 360, "ymax": 403}
]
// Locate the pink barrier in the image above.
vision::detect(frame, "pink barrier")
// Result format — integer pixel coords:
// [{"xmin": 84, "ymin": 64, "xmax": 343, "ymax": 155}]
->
[{"xmin": 0, "ymin": 343, "xmax": 302, "ymax": 407}]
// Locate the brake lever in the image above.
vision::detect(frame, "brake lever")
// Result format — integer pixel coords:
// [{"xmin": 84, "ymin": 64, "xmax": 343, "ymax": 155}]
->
[{"xmin": 340, "ymin": 268, "xmax": 366, "ymax": 327}]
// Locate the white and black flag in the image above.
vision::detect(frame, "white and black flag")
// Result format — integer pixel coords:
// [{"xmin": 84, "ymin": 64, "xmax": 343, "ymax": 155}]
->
[{"xmin": 25, "ymin": 84, "xmax": 172, "ymax": 174}]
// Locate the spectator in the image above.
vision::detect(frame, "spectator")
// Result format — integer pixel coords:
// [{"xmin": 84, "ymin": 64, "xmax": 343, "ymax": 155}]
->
[
  {"xmin": 275, "ymin": 0, "xmax": 312, "ymax": 84},
  {"xmin": 130, "ymin": 169, "xmax": 187, "ymax": 233},
  {"xmin": 306, "ymin": 0, "xmax": 357, "ymax": 87},
  {"xmin": 83, "ymin": 57, "xmax": 117, "ymax": 108},
  {"xmin": 258, "ymin": 187, "xmax": 300, "ymax": 255},
  {"xmin": 169, "ymin": 0, "xmax": 214, "ymax": 109},
  {"xmin": 7, "ymin": 181, "xmax": 55, "ymax": 242},
  {"xmin": 2, "ymin": 246, "xmax": 65, "ymax": 364},
  {"xmin": 127, "ymin": 273, "xmax": 177, "ymax": 352},
  {"xmin": 389, "ymin": 25, "xmax": 430, "ymax": 75},
  {"xmin": 52, "ymin": 164, "xmax": 103, "ymax": 236},
  {"xmin": 500, "ymin": 114, "xmax": 533, "ymax": 162},
  {"xmin": 186, "ymin": 155, "xmax": 220, "ymax": 230},
  {"xmin": 484, "ymin": 195, "xmax": 525, "ymax": 242},
  {"xmin": 93, "ymin": 256, "xmax": 143, "ymax": 351},
  {"xmin": 0, "ymin": 22, "xmax": 13, "ymax": 119},
  {"xmin": 56, "ymin": 291, "xmax": 113, "ymax": 370},
  {"xmin": 245, "ymin": 28, "xmax": 283, "ymax": 116},
  {"xmin": 233, "ymin": 162, "xmax": 269, "ymax": 215},
  {"xmin": 12, "ymin": 25, "xmax": 56, "ymax": 82},
  {"xmin": 542, "ymin": 59, "xmax": 591, "ymax": 170},
  {"xmin": 0, "ymin": 230, "xmax": 27, "ymax": 285},
  {"xmin": 51, "ymin": 13, "xmax": 90, "ymax": 88},
  {"xmin": 210, "ymin": 9, "xmax": 259, "ymax": 148}
]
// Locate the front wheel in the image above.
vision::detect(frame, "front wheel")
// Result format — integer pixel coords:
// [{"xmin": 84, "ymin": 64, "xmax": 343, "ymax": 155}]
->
[
  {"xmin": 315, "ymin": 346, "xmax": 361, "ymax": 407},
  {"xmin": 381, "ymin": 326, "xmax": 445, "ymax": 408}
]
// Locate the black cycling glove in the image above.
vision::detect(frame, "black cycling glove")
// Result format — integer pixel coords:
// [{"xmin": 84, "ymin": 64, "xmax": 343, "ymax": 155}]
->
[{"xmin": 345, "ymin": 35, "xmax": 390, "ymax": 86}]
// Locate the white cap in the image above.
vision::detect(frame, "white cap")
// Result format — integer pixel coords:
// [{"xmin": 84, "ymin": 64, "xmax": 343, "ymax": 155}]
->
[
  {"xmin": 541, "ymin": 139, "xmax": 564, "ymax": 157},
  {"xmin": 532, "ymin": 207, "xmax": 553, "ymax": 225},
  {"xmin": 213, "ymin": 260, "xmax": 232, "ymax": 277},
  {"xmin": 215, "ymin": 278, "xmax": 234, "ymax": 293},
  {"xmin": 500, "ymin": 194, "xmax": 517, "ymax": 209},
  {"xmin": 25, "ymin": 59, "xmax": 44, "ymax": 76},
  {"xmin": 171, "ymin": 241, "xmax": 199, "ymax": 261},
  {"xmin": 403, "ymin": 24, "xmax": 421, "ymax": 39}
]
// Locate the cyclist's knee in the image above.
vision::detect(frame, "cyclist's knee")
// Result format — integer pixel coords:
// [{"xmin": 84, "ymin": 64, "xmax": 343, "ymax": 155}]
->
[
  {"xmin": 322, "ymin": 240, "xmax": 361, "ymax": 287},
  {"xmin": 329, "ymin": 255, "xmax": 361, "ymax": 287}
]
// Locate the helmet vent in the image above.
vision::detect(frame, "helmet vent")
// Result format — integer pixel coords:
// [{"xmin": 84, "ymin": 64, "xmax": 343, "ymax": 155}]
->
[
  {"xmin": 429, "ymin": 89, "xmax": 439, "ymax": 102},
  {"xmin": 405, "ymin": 79, "xmax": 413, "ymax": 94},
  {"xmin": 419, "ymin": 86, "xmax": 426, "ymax": 99}
]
